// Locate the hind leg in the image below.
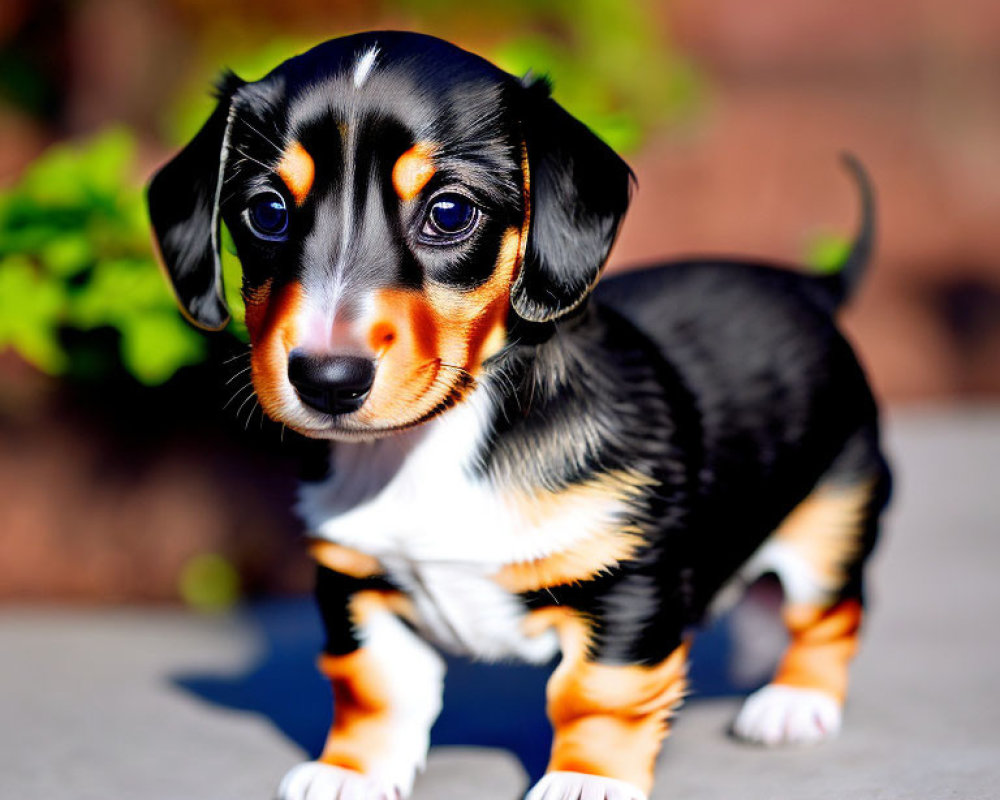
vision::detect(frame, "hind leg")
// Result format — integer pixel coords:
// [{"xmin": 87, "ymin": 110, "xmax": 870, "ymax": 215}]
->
[
  {"xmin": 732, "ymin": 597, "xmax": 862, "ymax": 745},
  {"xmin": 733, "ymin": 438, "xmax": 890, "ymax": 745}
]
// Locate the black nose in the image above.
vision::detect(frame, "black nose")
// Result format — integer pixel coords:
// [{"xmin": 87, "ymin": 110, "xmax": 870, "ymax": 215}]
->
[{"xmin": 287, "ymin": 351, "xmax": 376, "ymax": 416}]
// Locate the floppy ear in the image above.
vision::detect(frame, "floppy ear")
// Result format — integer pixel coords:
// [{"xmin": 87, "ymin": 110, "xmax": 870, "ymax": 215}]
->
[
  {"xmin": 512, "ymin": 79, "xmax": 634, "ymax": 324},
  {"xmin": 147, "ymin": 74, "xmax": 245, "ymax": 331}
]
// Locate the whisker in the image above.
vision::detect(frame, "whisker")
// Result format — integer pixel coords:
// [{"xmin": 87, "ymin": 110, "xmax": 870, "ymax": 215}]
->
[
  {"xmin": 223, "ymin": 381, "xmax": 254, "ymax": 410},
  {"xmin": 222, "ymin": 158, "xmax": 249, "ymax": 185},
  {"xmin": 437, "ymin": 362, "xmax": 478, "ymax": 390},
  {"xmin": 226, "ymin": 365, "xmax": 252, "ymax": 385},
  {"xmin": 222, "ymin": 350, "xmax": 251, "ymax": 365},
  {"xmin": 236, "ymin": 390, "xmax": 259, "ymax": 427},
  {"xmin": 236, "ymin": 118, "xmax": 286, "ymax": 156},
  {"xmin": 233, "ymin": 146, "xmax": 276, "ymax": 174},
  {"xmin": 241, "ymin": 395, "xmax": 261, "ymax": 431},
  {"xmin": 219, "ymin": 188, "xmax": 242, "ymax": 207}
]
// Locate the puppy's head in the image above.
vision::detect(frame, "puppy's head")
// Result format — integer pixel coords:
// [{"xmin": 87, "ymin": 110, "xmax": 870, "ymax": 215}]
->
[{"xmin": 148, "ymin": 32, "xmax": 632, "ymax": 439}]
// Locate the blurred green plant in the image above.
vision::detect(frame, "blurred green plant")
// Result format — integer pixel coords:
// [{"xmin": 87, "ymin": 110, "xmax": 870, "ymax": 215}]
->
[
  {"xmin": 1, "ymin": 2, "xmax": 699, "ymax": 387},
  {"xmin": 0, "ymin": 129, "xmax": 245, "ymax": 385},
  {"xmin": 805, "ymin": 232, "xmax": 853, "ymax": 275},
  {"xmin": 178, "ymin": 551, "xmax": 242, "ymax": 613},
  {"xmin": 170, "ymin": 0, "xmax": 698, "ymax": 153},
  {"xmin": 487, "ymin": 0, "xmax": 700, "ymax": 152}
]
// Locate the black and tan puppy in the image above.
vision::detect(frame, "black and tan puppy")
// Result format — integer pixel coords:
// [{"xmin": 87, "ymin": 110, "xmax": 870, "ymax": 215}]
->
[{"xmin": 148, "ymin": 31, "xmax": 891, "ymax": 800}]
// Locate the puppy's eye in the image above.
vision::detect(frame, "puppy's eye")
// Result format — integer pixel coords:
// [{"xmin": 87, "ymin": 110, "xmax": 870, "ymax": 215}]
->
[
  {"xmin": 421, "ymin": 194, "xmax": 479, "ymax": 242},
  {"xmin": 245, "ymin": 192, "xmax": 289, "ymax": 240}
]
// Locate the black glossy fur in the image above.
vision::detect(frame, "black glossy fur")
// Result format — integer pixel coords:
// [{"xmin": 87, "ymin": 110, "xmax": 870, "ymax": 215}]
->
[
  {"xmin": 511, "ymin": 261, "xmax": 890, "ymax": 665},
  {"xmin": 149, "ymin": 33, "xmax": 628, "ymax": 335}
]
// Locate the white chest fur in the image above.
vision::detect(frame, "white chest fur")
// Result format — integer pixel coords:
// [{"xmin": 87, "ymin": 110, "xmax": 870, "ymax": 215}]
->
[{"xmin": 296, "ymin": 388, "xmax": 619, "ymax": 662}]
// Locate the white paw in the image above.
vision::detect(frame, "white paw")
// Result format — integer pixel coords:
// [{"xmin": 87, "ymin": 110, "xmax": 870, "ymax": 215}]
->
[
  {"xmin": 525, "ymin": 771, "xmax": 647, "ymax": 800},
  {"xmin": 276, "ymin": 761, "xmax": 402, "ymax": 800},
  {"xmin": 732, "ymin": 684, "xmax": 843, "ymax": 746}
]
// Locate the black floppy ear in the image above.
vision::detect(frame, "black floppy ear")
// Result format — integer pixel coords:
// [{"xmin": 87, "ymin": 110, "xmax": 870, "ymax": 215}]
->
[
  {"xmin": 147, "ymin": 73, "xmax": 245, "ymax": 331},
  {"xmin": 512, "ymin": 79, "xmax": 634, "ymax": 323}
]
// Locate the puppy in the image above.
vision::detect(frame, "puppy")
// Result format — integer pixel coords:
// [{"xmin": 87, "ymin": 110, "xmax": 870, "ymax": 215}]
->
[{"xmin": 148, "ymin": 31, "xmax": 891, "ymax": 800}]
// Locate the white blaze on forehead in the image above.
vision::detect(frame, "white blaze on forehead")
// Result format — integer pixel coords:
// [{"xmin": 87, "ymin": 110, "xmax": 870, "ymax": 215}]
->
[{"xmin": 353, "ymin": 45, "xmax": 379, "ymax": 88}]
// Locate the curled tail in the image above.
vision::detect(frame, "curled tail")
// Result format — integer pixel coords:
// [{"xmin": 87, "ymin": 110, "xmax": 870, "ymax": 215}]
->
[{"xmin": 817, "ymin": 153, "xmax": 876, "ymax": 309}]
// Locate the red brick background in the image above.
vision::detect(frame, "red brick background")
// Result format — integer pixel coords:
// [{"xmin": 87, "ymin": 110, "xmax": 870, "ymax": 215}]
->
[
  {"xmin": 2, "ymin": 1, "xmax": 997, "ymax": 602},
  {"xmin": 611, "ymin": 0, "xmax": 1000, "ymax": 402}
]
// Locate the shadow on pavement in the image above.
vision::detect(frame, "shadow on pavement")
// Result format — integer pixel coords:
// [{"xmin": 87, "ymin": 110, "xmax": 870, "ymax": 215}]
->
[{"xmin": 173, "ymin": 594, "xmax": 772, "ymax": 784}]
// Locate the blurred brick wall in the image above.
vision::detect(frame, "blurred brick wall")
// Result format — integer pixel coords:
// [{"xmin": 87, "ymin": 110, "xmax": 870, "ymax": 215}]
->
[
  {"xmin": 611, "ymin": 0, "xmax": 1000, "ymax": 403},
  {"xmin": 2, "ymin": 1, "xmax": 998, "ymax": 603},
  {"xmin": 4, "ymin": 0, "xmax": 998, "ymax": 401}
]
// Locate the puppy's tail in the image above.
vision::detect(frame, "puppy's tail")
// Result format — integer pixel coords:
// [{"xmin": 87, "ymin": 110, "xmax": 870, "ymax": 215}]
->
[{"xmin": 815, "ymin": 153, "xmax": 876, "ymax": 309}]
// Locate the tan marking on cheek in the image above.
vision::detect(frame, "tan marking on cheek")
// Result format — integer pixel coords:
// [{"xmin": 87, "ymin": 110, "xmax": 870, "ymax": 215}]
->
[
  {"xmin": 249, "ymin": 281, "xmax": 305, "ymax": 416},
  {"xmin": 242, "ymin": 279, "xmax": 273, "ymax": 340},
  {"xmin": 356, "ymin": 289, "xmax": 442, "ymax": 425},
  {"xmin": 542, "ymin": 611, "xmax": 689, "ymax": 795},
  {"xmin": 277, "ymin": 140, "xmax": 315, "ymax": 206},
  {"xmin": 354, "ymin": 227, "xmax": 521, "ymax": 428},
  {"xmin": 369, "ymin": 289, "xmax": 440, "ymax": 367},
  {"xmin": 426, "ymin": 227, "xmax": 521, "ymax": 370},
  {"xmin": 392, "ymin": 142, "xmax": 436, "ymax": 201}
]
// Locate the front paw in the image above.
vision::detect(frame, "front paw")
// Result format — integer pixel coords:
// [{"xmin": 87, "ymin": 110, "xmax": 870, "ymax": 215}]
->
[
  {"xmin": 277, "ymin": 761, "xmax": 402, "ymax": 800},
  {"xmin": 525, "ymin": 771, "xmax": 647, "ymax": 800}
]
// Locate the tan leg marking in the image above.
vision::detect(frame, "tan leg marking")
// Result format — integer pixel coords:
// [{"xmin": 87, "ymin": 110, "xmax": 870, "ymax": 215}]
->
[
  {"xmin": 539, "ymin": 610, "xmax": 689, "ymax": 796},
  {"xmin": 771, "ymin": 481, "xmax": 873, "ymax": 600},
  {"xmin": 392, "ymin": 142, "xmax": 436, "ymax": 201},
  {"xmin": 316, "ymin": 591, "xmax": 416, "ymax": 773},
  {"xmin": 277, "ymin": 141, "xmax": 315, "ymax": 206},
  {"xmin": 773, "ymin": 599, "xmax": 863, "ymax": 704},
  {"xmin": 763, "ymin": 481, "xmax": 875, "ymax": 702}
]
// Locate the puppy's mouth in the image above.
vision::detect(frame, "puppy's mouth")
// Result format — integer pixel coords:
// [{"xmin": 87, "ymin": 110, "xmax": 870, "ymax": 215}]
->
[{"xmin": 258, "ymin": 355, "xmax": 477, "ymax": 441}]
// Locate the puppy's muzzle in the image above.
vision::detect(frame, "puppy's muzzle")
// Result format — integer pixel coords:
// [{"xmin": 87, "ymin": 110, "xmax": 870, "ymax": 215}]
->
[{"xmin": 288, "ymin": 350, "xmax": 376, "ymax": 416}]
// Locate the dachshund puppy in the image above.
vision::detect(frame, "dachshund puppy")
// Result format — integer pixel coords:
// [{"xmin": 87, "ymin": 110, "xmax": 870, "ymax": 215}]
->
[{"xmin": 148, "ymin": 31, "xmax": 891, "ymax": 800}]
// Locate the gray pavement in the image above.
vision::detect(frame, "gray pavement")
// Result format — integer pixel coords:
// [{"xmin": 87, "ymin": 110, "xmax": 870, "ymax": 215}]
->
[{"xmin": 1, "ymin": 408, "xmax": 998, "ymax": 799}]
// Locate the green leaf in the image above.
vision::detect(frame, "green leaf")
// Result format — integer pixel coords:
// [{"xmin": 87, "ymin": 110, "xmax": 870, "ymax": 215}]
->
[
  {"xmin": 805, "ymin": 232, "xmax": 852, "ymax": 275},
  {"xmin": 78, "ymin": 128, "xmax": 135, "ymax": 199},
  {"xmin": 40, "ymin": 234, "xmax": 93, "ymax": 277},
  {"xmin": 0, "ymin": 127, "xmax": 209, "ymax": 384},
  {"xmin": 118, "ymin": 311, "xmax": 207, "ymax": 385},
  {"xmin": 0, "ymin": 256, "xmax": 67, "ymax": 372},
  {"xmin": 17, "ymin": 143, "xmax": 89, "ymax": 207},
  {"xmin": 68, "ymin": 257, "xmax": 171, "ymax": 328},
  {"xmin": 166, "ymin": 37, "xmax": 315, "ymax": 144}
]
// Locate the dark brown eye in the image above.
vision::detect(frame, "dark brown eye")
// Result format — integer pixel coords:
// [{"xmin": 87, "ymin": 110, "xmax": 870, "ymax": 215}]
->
[{"xmin": 422, "ymin": 194, "xmax": 479, "ymax": 242}]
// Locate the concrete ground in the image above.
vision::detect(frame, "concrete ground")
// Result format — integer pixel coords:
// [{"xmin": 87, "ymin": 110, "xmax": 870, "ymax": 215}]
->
[{"xmin": 1, "ymin": 408, "xmax": 998, "ymax": 800}]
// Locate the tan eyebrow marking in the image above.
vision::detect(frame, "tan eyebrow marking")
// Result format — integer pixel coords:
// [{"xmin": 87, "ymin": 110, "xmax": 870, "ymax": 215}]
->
[
  {"xmin": 276, "ymin": 140, "xmax": 315, "ymax": 206},
  {"xmin": 392, "ymin": 142, "xmax": 436, "ymax": 201}
]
